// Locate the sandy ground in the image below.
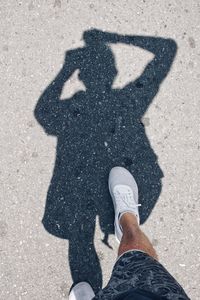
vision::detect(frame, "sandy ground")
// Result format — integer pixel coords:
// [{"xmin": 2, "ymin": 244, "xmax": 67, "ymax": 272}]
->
[{"xmin": 1, "ymin": 0, "xmax": 200, "ymax": 299}]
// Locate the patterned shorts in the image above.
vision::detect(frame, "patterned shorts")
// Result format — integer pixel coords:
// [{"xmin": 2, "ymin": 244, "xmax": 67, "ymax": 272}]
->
[{"xmin": 93, "ymin": 250, "xmax": 190, "ymax": 300}]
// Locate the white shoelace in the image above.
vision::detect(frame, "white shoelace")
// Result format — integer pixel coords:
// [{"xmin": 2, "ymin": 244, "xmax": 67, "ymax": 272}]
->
[{"xmin": 113, "ymin": 190, "xmax": 141, "ymax": 209}]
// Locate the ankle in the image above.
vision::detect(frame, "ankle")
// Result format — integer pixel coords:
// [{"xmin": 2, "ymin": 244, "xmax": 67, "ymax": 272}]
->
[{"xmin": 120, "ymin": 212, "xmax": 139, "ymax": 229}]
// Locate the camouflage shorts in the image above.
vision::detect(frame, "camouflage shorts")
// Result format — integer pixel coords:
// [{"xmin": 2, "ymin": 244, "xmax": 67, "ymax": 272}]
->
[{"xmin": 93, "ymin": 250, "xmax": 190, "ymax": 300}]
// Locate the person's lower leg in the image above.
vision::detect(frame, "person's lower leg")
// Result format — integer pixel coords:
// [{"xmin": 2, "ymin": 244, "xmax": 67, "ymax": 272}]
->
[{"xmin": 118, "ymin": 212, "xmax": 158, "ymax": 260}]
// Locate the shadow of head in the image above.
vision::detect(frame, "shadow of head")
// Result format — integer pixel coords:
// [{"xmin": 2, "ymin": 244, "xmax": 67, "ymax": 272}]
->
[
  {"xmin": 78, "ymin": 43, "xmax": 117, "ymax": 90},
  {"xmin": 68, "ymin": 31, "xmax": 118, "ymax": 91}
]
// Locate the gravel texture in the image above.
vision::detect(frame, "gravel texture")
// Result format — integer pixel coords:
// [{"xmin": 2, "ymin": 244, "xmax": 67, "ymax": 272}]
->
[{"xmin": 1, "ymin": 1, "xmax": 200, "ymax": 299}]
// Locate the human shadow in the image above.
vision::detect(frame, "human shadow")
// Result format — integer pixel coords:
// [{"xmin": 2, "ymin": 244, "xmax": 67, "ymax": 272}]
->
[{"xmin": 34, "ymin": 29, "xmax": 177, "ymax": 293}]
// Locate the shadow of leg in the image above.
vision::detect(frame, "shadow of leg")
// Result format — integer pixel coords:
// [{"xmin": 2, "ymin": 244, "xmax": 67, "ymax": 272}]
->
[{"xmin": 68, "ymin": 219, "xmax": 102, "ymax": 294}]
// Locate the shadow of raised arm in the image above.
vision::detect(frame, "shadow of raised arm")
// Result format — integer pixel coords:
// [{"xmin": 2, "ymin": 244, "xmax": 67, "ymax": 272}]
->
[
  {"xmin": 121, "ymin": 36, "xmax": 177, "ymax": 116},
  {"xmin": 34, "ymin": 50, "xmax": 79, "ymax": 136},
  {"xmin": 84, "ymin": 30, "xmax": 177, "ymax": 117}
]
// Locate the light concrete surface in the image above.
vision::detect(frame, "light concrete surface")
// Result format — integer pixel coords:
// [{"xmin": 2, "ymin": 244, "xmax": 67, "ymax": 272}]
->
[{"xmin": 1, "ymin": 0, "xmax": 200, "ymax": 299}]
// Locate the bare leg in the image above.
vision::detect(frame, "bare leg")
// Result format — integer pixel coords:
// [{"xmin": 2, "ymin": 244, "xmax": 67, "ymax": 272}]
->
[{"xmin": 118, "ymin": 212, "xmax": 158, "ymax": 260}]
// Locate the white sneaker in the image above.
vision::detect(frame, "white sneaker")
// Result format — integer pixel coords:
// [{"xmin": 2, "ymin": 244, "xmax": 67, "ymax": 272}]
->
[
  {"xmin": 69, "ymin": 282, "xmax": 95, "ymax": 300},
  {"xmin": 108, "ymin": 166, "xmax": 141, "ymax": 243}
]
